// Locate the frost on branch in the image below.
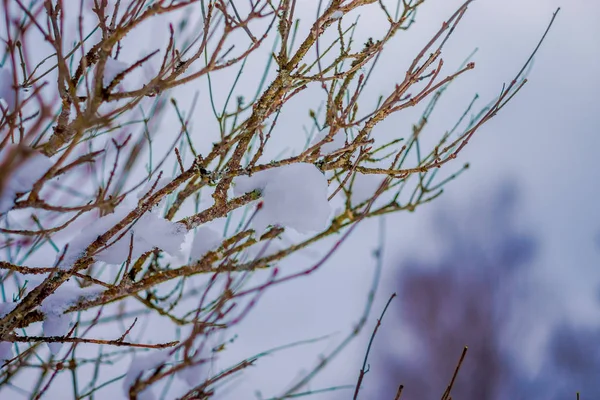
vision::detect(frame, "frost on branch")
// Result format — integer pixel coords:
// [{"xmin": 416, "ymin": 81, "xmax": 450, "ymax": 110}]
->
[{"xmin": 233, "ymin": 163, "xmax": 331, "ymax": 234}]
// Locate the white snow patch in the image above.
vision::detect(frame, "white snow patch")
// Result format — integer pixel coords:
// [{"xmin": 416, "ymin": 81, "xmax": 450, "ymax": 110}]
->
[
  {"xmin": 0, "ymin": 145, "xmax": 53, "ymax": 214},
  {"xmin": 56, "ymin": 206, "xmax": 130, "ymax": 268},
  {"xmin": 312, "ymin": 130, "xmax": 345, "ymax": 154},
  {"xmin": 40, "ymin": 285, "xmax": 102, "ymax": 316},
  {"xmin": 56, "ymin": 203, "xmax": 187, "ymax": 269},
  {"xmin": 331, "ymin": 10, "xmax": 344, "ymax": 20},
  {"xmin": 233, "ymin": 163, "xmax": 331, "ymax": 234},
  {"xmin": 232, "ymin": 169, "xmax": 275, "ymax": 197},
  {"xmin": 123, "ymin": 349, "xmax": 172, "ymax": 400},
  {"xmin": 102, "ymin": 57, "xmax": 128, "ymax": 87},
  {"xmin": 39, "ymin": 285, "xmax": 102, "ymax": 354},
  {"xmin": 190, "ymin": 226, "xmax": 222, "ymax": 262},
  {"xmin": 42, "ymin": 314, "xmax": 72, "ymax": 355},
  {"xmin": 136, "ymin": 212, "xmax": 187, "ymax": 255}
]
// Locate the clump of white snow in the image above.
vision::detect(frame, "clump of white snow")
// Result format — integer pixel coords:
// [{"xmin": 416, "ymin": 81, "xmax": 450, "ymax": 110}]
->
[
  {"xmin": 39, "ymin": 285, "xmax": 102, "ymax": 354},
  {"xmin": 56, "ymin": 207, "xmax": 129, "ymax": 268},
  {"xmin": 311, "ymin": 130, "xmax": 345, "ymax": 154},
  {"xmin": 40, "ymin": 285, "xmax": 102, "ymax": 316},
  {"xmin": 136, "ymin": 212, "xmax": 187, "ymax": 255},
  {"xmin": 102, "ymin": 57, "xmax": 129, "ymax": 87},
  {"xmin": 0, "ymin": 144, "xmax": 53, "ymax": 215},
  {"xmin": 42, "ymin": 314, "xmax": 72, "ymax": 355},
  {"xmin": 331, "ymin": 10, "xmax": 344, "ymax": 20},
  {"xmin": 189, "ymin": 226, "xmax": 222, "ymax": 263},
  {"xmin": 232, "ymin": 169, "xmax": 276, "ymax": 197},
  {"xmin": 123, "ymin": 349, "xmax": 172, "ymax": 400},
  {"xmin": 233, "ymin": 163, "xmax": 331, "ymax": 234},
  {"xmin": 56, "ymin": 202, "xmax": 188, "ymax": 269}
]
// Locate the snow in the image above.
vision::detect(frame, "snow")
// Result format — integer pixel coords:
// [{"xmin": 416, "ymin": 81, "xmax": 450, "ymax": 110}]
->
[
  {"xmin": 135, "ymin": 213, "xmax": 187, "ymax": 255},
  {"xmin": 0, "ymin": 145, "xmax": 53, "ymax": 215},
  {"xmin": 189, "ymin": 226, "xmax": 222, "ymax": 262},
  {"xmin": 123, "ymin": 349, "xmax": 172, "ymax": 400},
  {"xmin": 42, "ymin": 314, "xmax": 72, "ymax": 355},
  {"xmin": 39, "ymin": 285, "xmax": 102, "ymax": 354},
  {"xmin": 56, "ymin": 203, "xmax": 187, "ymax": 269},
  {"xmin": 0, "ymin": 277, "xmax": 100, "ymax": 356},
  {"xmin": 233, "ymin": 163, "xmax": 331, "ymax": 234},
  {"xmin": 39, "ymin": 285, "xmax": 102, "ymax": 316},
  {"xmin": 56, "ymin": 207, "xmax": 128, "ymax": 268},
  {"xmin": 312, "ymin": 130, "xmax": 345, "ymax": 154},
  {"xmin": 233, "ymin": 169, "xmax": 275, "ymax": 197},
  {"xmin": 331, "ymin": 10, "xmax": 344, "ymax": 20},
  {"xmin": 0, "ymin": 67, "xmax": 16, "ymax": 112},
  {"xmin": 102, "ymin": 57, "xmax": 128, "ymax": 87}
]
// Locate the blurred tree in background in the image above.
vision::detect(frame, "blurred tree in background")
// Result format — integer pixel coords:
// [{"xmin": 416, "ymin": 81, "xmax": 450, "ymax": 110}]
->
[{"xmin": 370, "ymin": 183, "xmax": 600, "ymax": 399}]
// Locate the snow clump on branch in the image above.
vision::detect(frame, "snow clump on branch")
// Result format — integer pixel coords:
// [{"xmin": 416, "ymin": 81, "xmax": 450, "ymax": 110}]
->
[{"xmin": 233, "ymin": 163, "xmax": 331, "ymax": 235}]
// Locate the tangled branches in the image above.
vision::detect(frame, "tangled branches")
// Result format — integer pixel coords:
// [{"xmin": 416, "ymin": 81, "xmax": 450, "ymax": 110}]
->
[{"xmin": 0, "ymin": 0, "xmax": 557, "ymax": 398}]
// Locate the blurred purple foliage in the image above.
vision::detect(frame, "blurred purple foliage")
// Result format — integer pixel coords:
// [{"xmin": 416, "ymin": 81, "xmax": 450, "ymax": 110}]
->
[{"xmin": 367, "ymin": 182, "xmax": 600, "ymax": 399}]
